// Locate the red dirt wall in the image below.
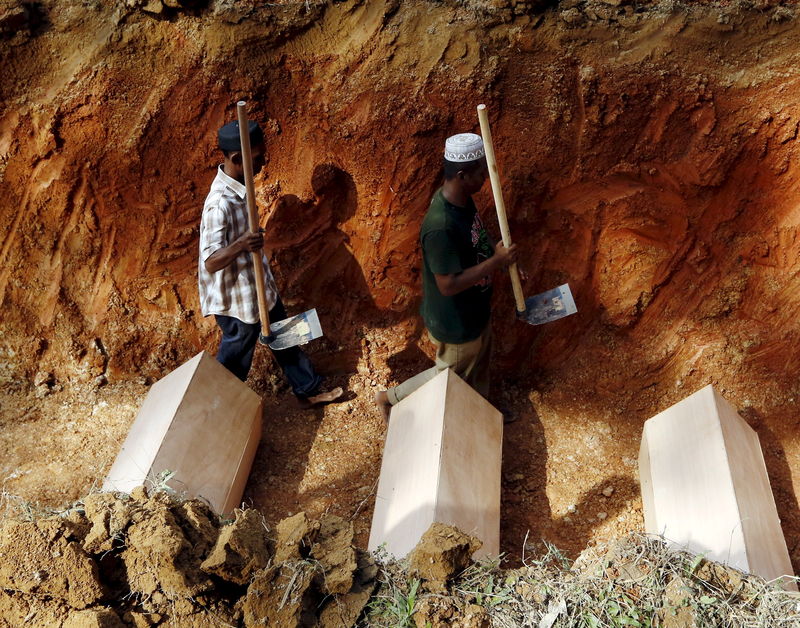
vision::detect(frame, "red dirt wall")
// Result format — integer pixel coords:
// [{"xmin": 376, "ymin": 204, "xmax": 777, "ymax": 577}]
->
[{"xmin": 2, "ymin": 0, "xmax": 800, "ymax": 566}]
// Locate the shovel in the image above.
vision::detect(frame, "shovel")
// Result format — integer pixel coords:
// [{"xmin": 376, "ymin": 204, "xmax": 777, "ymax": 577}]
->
[
  {"xmin": 236, "ymin": 101, "xmax": 324, "ymax": 349},
  {"xmin": 477, "ymin": 104, "xmax": 577, "ymax": 326}
]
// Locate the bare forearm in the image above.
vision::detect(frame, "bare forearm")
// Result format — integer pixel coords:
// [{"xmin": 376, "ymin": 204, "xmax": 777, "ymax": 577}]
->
[
  {"xmin": 205, "ymin": 230, "xmax": 264, "ymax": 273},
  {"xmin": 436, "ymin": 257, "xmax": 501, "ymax": 297},
  {"xmin": 204, "ymin": 242, "xmax": 247, "ymax": 273}
]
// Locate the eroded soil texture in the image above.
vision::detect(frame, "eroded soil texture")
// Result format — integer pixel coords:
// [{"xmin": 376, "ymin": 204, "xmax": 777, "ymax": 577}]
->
[{"xmin": 2, "ymin": 0, "xmax": 800, "ymax": 581}]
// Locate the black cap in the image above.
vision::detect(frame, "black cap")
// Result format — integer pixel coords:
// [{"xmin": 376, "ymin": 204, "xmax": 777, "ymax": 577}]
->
[{"xmin": 218, "ymin": 120, "xmax": 264, "ymax": 151}]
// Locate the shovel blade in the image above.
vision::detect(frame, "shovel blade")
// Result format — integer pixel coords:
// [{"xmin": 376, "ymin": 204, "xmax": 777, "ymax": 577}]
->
[
  {"xmin": 267, "ymin": 308, "xmax": 323, "ymax": 350},
  {"xmin": 517, "ymin": 283, "xmax": 577, "ymax": 325}
]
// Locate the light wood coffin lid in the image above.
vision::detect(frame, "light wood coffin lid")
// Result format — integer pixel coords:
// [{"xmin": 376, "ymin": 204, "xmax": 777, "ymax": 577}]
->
[
  {"xmin": 639, "ymin": 384, "xmax": 795, "ymax": 589},
  {"xmin": 369, "ymin": 369, "xmax": 502, "ymax": 559},
  {"xmin": 103, "ymin": 351, "xmax": 262, "ymax": 514}
]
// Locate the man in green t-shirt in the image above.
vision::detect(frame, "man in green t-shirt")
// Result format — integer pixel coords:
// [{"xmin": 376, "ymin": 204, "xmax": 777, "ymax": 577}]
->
[{"xmin": 374, "ymin": 133, "xmax": 518, "ymax": 421}]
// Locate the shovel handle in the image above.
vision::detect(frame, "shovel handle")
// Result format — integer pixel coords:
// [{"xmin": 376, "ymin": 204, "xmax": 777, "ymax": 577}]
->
[
  {"xmin": 477, "ymin": 104, "xmax": 526, "ymax": 314},
  {"xmin": 236, "ymin": 101, "xmax": 271, "ymax": 335}
]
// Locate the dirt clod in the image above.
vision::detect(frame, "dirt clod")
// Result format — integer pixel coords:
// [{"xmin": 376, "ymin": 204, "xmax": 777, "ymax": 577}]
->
[
  {"xmin": 201, "ymin": 508, "xmax": 271, "ymax": 585},
  {"xmin": 694, "ymin": 558, "xmax": 746, "ymax": 595},
  {"xmin": 122, "ymin": 499, "xmax": 212, "ymax": 598},
  {"xmin": 129, "ymin": 486, "xmax": 148, "ymax": 502},
  {"xmin": 175, "ymin": 498, "xmax": 219, "ymax": 557},
  {"xmin": 318, "ymin": 586, "xmax": 375, "ymax": 628},
  {"xmin": 274, "ymin": 511, "xmax": 321, "ymax": 563},
  {"xmin": 123, "ymin": 611, "xmax": 163, "ymax": 628},
  {"xmin": 0, "ymin": 588, "xmax": 68, "ymax": 625},
  {"xmin": 63, "ymin": 608, "xmax": 125, "ymax": 628},
  {"xmin": 659, "ymin": 576, "xmax": 698, "ymax": 628},
  {"xmin": 243, "ymin": 562, "xmax": 319, "ymax": 628},
  {"xmin": 311, "ymin": 514, "xmax": 358, "ymax": 594},
  {"xmin": 409, "ymin": 523, "xmax": 482, "ymax": 592},
  {"xmin": 82, "ymin": 492, "xmax": 134, "ymax": 554},
  {"xmin": 413, "ymin": 597, "xmax": 490, "ymax": 628}
]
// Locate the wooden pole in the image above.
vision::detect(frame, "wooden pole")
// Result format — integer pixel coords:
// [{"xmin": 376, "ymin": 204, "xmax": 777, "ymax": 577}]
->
[
  {"xmin": 477, "ymin": 104, "xmax": 526, "ymax": 314},
  {"xmin": 236, "ymin": 101, "xmax": 271, "ymax": 337}
]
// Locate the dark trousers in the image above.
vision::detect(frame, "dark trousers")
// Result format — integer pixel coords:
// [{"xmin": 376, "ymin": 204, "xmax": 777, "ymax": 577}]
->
[{"xmin": 215, "ymin": 297, "xmax": 323, "ymax": 398}]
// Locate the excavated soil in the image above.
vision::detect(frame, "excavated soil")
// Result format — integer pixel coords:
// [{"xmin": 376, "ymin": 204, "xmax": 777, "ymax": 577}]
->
[
  {"xmin": 2, "ymin": 0, "xmax": 800, "ymax": 586},
  {"xmin": 3, "ymin": 495, "xmax": 794, "ymax": 627},
  {"xmin": 0, "ymin": 489, "xmax": 376, "ymax": 626}
]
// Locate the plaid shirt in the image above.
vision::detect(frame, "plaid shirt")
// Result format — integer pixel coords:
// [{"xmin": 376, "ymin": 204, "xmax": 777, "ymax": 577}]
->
[{"xmin": 198, "ymin": 166, "xmax": 278, "ymax": 324}]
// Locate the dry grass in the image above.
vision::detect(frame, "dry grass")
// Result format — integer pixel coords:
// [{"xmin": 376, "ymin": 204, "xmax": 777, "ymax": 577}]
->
[
  {"xmin": 0, "ymin": 487, "xmax": 82, "ymax": 522},
  {"xmin": 366, "ymin": 534, "xmax": 800, "ymax": 628}
]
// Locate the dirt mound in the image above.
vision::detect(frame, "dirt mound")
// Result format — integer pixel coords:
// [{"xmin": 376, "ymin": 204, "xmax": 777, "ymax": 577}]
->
[
  {"xmin": 1, "ymin": 498, "xmax": 797, "ymax": 626},
  {"xmin": 0, "ymin": 489, "xmax": 376, "ymax": 627},
  {"xmin": 371, "ymin": 524, "xmax": 800, "ymax": 627}
]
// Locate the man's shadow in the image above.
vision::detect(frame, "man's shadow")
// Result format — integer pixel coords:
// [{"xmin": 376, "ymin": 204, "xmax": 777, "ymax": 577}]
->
[{"xmin": 264, "ymin": 164, "xmax": 378, "ymax": 377}]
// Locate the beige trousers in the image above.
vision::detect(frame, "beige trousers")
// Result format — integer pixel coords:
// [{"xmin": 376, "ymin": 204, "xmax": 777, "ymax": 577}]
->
[{"xmin": 386, "ymin": 325, "xmax": 492, "ymax": 405}]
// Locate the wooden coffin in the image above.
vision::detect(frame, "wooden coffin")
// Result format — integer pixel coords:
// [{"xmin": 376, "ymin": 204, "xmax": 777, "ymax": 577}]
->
[
  {"xmin": 368, "ymin": 369, "xmax": 503, "ymax": 559},
  {"xmin": 103, "ymin": 351, "xmax": 262, "ymax": 514},
  {"xmin": 639, "ymin": 384, "xmax": 796, "ymax": 589}
]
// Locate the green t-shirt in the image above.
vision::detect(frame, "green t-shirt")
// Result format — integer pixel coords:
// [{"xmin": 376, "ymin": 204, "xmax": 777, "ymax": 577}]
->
[{"xmin": 420, "ymin": 188, "xmax": 494, "ymax": 344}]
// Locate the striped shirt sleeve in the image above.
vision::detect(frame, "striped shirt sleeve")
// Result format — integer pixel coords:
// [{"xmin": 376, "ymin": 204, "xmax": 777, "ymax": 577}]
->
[{"xmin": 200, "ymin": 204, "xmax": 228, "ymax": 261}]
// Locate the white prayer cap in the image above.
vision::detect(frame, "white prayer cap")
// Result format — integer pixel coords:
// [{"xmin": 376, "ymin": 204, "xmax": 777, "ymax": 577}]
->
[{"xmin": 444, "ymin": 133, "xmax": 485, "ymax": 163}]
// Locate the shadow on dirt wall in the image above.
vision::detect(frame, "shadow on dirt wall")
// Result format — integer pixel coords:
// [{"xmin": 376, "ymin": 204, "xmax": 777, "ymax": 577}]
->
[
  {"xmin": 266, "ymin": 164, "xmax": 379, "ymax": 375},
  {"xmin": 265, "ymin": 162, "xmax": 430, "ymax": 379}
]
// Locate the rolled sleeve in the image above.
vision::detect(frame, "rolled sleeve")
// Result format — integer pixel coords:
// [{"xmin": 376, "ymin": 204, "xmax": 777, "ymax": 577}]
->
[
  {"xmin": 200, "ymin": 205, "xmax": 228, "ymax": 261},
  {"xmin": 423, "ymin": 229, "xmax": 463, "ymax": 275}
]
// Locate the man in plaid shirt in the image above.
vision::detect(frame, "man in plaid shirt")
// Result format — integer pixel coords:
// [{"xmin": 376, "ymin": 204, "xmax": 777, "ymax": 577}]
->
[{"xmin": 198, "ymin": 119, "xmax": 342, "ymax": 407}]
